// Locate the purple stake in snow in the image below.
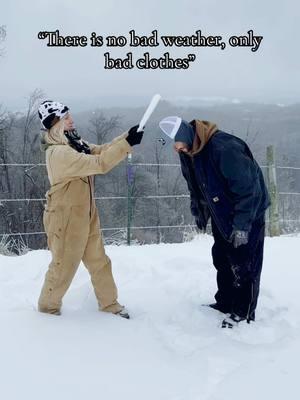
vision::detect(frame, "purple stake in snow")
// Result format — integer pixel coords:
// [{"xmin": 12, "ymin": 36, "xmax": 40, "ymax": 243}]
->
[{"xmin": 127, "ymin": 163, "xmax": 135, "ymax": 185}]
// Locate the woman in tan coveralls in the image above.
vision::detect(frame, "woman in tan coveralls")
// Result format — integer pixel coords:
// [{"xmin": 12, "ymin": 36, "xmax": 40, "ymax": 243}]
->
[{"xmin": 37, "ymin": 100, "xmax": 143, "ymax": 318}]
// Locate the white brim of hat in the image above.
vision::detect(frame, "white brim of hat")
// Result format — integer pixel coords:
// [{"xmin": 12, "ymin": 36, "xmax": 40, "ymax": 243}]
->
[{"xmin": 159, "ymin": 116, "xmax": 182, "ymax": 140}]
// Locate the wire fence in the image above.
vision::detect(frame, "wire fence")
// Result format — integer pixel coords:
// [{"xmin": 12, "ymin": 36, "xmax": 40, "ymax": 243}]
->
[{"xmin": 0, "ymin": 157, "xmax": 300, "ymax": 247}]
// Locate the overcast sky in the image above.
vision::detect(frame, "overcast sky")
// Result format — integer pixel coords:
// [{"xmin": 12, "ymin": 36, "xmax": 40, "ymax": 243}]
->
[{"xmin": 1, "ymin": 0, "xmax": 299, "ymax": 110}]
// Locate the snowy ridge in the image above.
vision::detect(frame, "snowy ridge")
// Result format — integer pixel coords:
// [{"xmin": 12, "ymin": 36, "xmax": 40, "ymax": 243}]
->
[{"xmin": 0, "ymin": 235, "xmax": 299, "ymax": 400}]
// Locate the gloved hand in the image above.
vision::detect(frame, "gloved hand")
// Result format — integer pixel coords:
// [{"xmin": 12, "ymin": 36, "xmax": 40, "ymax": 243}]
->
[
  {"xmin": 126, "ymin": 125, "xmax": 144, "ymax": 147},
  {"xmin": 230, "ymin": 229, "xmax": 249, "ymax": 248}
]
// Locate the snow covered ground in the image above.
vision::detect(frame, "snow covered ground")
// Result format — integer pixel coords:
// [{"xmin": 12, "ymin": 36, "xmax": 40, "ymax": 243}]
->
[{"xmin": 0, "ymin": 234, "xmax": 299, "ymax": 400}]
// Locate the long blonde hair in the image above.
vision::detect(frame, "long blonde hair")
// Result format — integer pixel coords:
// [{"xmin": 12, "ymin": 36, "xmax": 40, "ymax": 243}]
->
[{"xmin": 45, "ymin": 118, "xmax": 69, "ymax": 146}]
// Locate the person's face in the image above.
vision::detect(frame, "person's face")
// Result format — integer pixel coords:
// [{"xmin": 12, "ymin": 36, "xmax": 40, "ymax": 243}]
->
[
  {"xmin": 174, "ymin": 141, "xmax": 189, "ymax": 154},
  {"xmin": 63, "ymin": 113, "xmax": 74, "ymax": 131}
]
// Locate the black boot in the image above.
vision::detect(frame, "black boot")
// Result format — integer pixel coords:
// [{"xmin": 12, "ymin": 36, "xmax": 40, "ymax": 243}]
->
[
  {"xmin": 207, "ymin": 302, "xmax": 231, "ymax": 314},
  {"xmin": 221, "ymin": 313, "xmax": 246, "ymax": 329}
]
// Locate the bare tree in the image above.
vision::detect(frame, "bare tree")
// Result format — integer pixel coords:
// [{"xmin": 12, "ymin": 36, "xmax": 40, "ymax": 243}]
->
[
  {"xmin": 0, "ymin": 25, "xmax": 6, "ymax": 57},
  {"xmin": 88, "ymin": 110, "xmax": 121, "ymax": 145},
  {"xmin": 0, "ymin": 109, "xmax": 19, "ymax": 239},
  {"xmin": 22, "ymin": 88, "xmax": 44, "ymax": 163},
  {"xmin": 89, "ymin": 110, "xmax": 123, "ymax": 199},
  {"xmin": 0, "ymin": 108, "xmax": 15, "ymax": 193},
  {"xmin": 243, "ymin": 118, "xmax": 260, "ymax": 152},
  {"xmin": 14, "ymin": 89, "xmax": 45, "ymax": 245}
]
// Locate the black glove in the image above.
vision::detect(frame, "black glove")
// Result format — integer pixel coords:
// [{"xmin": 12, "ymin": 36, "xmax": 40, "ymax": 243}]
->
[
  {"xmin": 230, "ymin": 230, "xmax": 249, "ymax": 248},
  {"xmin": 126, "ymin": 125, "xmax": 144, "ymax": 147},
  {"xmin": 195, "ymin": 215, "xmax": 206, "ymax": 230}
]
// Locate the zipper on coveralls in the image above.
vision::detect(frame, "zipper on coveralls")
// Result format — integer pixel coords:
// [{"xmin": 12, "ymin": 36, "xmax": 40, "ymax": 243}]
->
[
  {"xmin": 191, "ymin": 157, "xmax": 228, "ymax": 241},
  {"xmin": 88, "ymin": 176, "xmax": 92, "ymax": 218}
]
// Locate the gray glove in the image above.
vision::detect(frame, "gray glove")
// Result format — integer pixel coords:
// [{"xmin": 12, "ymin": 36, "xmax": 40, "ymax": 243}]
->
[{"xmin": 230, "ymin": 230, "xmax": 249, "ymax": 248}]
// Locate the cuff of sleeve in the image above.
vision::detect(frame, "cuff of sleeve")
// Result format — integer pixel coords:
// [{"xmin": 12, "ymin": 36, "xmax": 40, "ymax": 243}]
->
[
  {"xmin": 120, "ymin": 131, "xmax": 129, "ymax": 140},
  {"xmin": 232, "ymin": 224, "xmax": 251, "ymax": 232},
  {"xmin": 120, "ymin": 137, "xmax": 132, "ymax": 154}
]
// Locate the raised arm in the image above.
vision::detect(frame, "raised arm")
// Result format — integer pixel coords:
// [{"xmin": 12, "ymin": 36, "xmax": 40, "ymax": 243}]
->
[
  {"xmin": 49, "ymin": 136, "xmax": 132, "ymax": 183},
  {"xmin": 88, "ymin": 132, "xmax": 129, "ymax": 155}
]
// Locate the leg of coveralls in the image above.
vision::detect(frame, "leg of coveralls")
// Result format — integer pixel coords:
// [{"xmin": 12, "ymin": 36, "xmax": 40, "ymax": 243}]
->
[
  {"xmin": 247, "ymin": 230, "xmax": 265, "ymax": 320},
  {"xmin": 82, "ymin": 209, "xmax": 122, "ymax": 314},
  {"xmin": 38, "ymin": 212, "xmax": 89, "ymax": 314},
  {"xmin": 230, "ymin": 217, "xmax": 266, "ymax": 321},
  {"xmin": 211, "ymin": 219, "xmax": 234, "ymax": 311}
]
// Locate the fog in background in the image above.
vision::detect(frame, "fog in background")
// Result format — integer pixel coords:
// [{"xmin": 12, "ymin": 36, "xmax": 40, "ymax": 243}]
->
[
  {"xmin": 1, "ymin": 0, "xmax": 300, "ymax": 110},
  {"xmin": 1, "ymin": 1, "xmax": 300, "ymax": 248}
]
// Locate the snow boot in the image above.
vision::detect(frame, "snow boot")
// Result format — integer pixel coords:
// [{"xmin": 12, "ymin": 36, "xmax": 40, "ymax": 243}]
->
[
  {"xmin": 222, "ymin": 313, "xmax": 246, "ymax": 328},
  {"xmin": 38, "ymin": 306, "xmax": 61, "ymax": 316},
  {"xmin": 204, "ymin": 302, "xmax": 231, "ymax": 314},
  {"xmin": 114, "ymin": 307, "xmax": 130, "ymax": 319}
]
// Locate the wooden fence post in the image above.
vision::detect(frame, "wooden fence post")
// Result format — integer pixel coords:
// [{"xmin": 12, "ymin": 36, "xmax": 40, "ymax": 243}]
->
[{"xmin": 266, "ymin": 145, "xmax": 281, "ymax": 236}]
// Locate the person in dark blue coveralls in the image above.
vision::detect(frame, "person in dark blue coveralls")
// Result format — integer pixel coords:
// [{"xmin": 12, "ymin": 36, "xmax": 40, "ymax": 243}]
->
[{"xmin": 159, "ymin": 117, "xmax": 270, "ymax": 328}]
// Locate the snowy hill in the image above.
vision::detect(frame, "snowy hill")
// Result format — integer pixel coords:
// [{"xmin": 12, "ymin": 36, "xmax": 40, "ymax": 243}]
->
[{"xmin": 0, "ymin": 235, "xmax": 299, "ymax": 400}]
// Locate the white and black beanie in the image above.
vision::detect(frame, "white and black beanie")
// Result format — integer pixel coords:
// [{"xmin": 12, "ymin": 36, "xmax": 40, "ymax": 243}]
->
[{"xmin": 38, "ymin": 100, "xmax": 69, "ymax": 130}]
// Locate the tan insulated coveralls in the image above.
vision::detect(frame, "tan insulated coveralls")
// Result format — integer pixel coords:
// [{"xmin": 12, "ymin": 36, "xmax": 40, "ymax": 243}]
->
[{"xmin": 38, "ymin": 132, "xmax": 132, "ymax": 315}]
